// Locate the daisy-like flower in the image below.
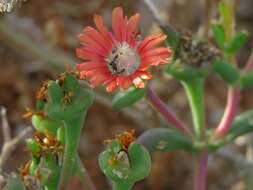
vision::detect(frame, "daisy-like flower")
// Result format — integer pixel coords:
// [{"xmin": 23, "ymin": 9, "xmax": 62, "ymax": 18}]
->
[{"xmin": 76, "ymin": 7, "xmax": 172, "ymax": 92}]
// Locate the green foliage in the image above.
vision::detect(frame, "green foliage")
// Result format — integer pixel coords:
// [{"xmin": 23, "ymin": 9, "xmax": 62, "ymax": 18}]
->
[
  {"xmin": 112, "ymin": 88, "xmax": 145, "ymax": 110},
  {"xmin": 223, "ymin": 109, "xmax": 253, "ymax": 144},
  {"xmin": 57, "ymin": 127, "xmax": 65, "ymax": 144},
  {"xmin": 213, "ymin": 59, "xmax": 239, "ymax": 84},
  {"xmin": 31, "ymin": 115, "xmax": 61, "ymax": 135},
  {"xmin": 209, "ymin": 109, "xmax": 253, "ymax": 150},
  {"xmin": 225, "ymin": 31, "xmax": 248, "ymax": 54},
  {"xmin": 40, "ymin": 155, "xmax": 61, "ymax": 190},
  {"xmin": 167, "ymin": 62, "xmax": 207, "ymax": 81},
  {"xmin": 240, "ymin": 70, "xmax": 253, "ymax": 90},
  {"xmin": 212, "ymin": 23, "xmax": 226, "ymax": 49},
  {"xmin": 29, "ymin": 156, "xmax": 39, "ymax": 176},
  {"xmin": 137, "ymin": 128, "xmax": 194, "ymax": 153},
  {"xmin": 47, "ymin": 75, "xmax": 93, "ymax": 121},
  {"xmin": 99, "ymin": 140, "xmax": 151, "ymax": 190},
  {"xmin": 25, "ymin": 138, "xmax": 40, "ymax": 156}
]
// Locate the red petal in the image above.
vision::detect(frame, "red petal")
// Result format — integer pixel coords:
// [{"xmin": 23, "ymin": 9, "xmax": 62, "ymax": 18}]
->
[
  {"xmin": 132, "ymin": 77, "xmax": 145, "ymax": 88},
  {"xmin": 136, "ymin": 71, "xmax": 152, "ymax": 80},
  {"xmin": 141, "ymin": 47, "xmax": 171, "ymax": 58},
  {"xmin": 138, "ymin": 33, "xmax": 167, "ymax": 54},
  {"xmin": 76, "ymin": 48, "xmax": 104, "ymax": 61},
  {"xmin": 84, "ymin": 26, "xmax": 112, "ymax": 50},
  {"xmin": 93, "ymin": 14, "xmax": 115, "ymax": 47},
  {"xmin": 106, "ymin": 80, "xmax": 118, "ymax": 92},
  {"xmin": 76, "ymin": 62, "xmax": 106, "ymax": 71},
  {"xmin": 122, "ymin": 77, "xmax": 132, "ymax": 89},
  {"xmin": 78, "ymin": 33, "xmax": 107, "ymax": 55},
  {"xmin": 112, "ymin": 7, "xmax": 124, "ymax": 42},
  {"xmin": 90, "ymin": 73, "xmax": 111, "ymax": 87},
  {"xmin": 126, "ymin": 13, "xmax": 140, "ymax": 44}
]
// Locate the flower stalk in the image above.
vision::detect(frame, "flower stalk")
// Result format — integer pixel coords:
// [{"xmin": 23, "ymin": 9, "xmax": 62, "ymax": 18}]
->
[
  {"xmin": 146, "ymin": 85, "xmax": 191, "ymax": 135},
  {"xmin": 194, "ymin": 150, "xmax": 208, "ymax": 190},
  {"xmin": 58, "ymin": 113, "xmax": 87, "ymax": 190},
  {"xmin": 182, "ymin": 78, "xmax": 206, "ymax": 141},
  {"xmin": 214, "ymin": 86, "xmax": 240, "ymax": 139}
]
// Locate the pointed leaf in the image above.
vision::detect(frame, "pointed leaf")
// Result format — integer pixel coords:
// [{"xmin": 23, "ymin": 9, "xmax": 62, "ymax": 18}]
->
[
  {"xmin": 212, "ymin": 23, "xmax": 226, "ymax": 48},
  {"xmin": 137, "ymin": 128, "xmax": 194, "ymax": 153},
  {"xmin": 225, "ymin": 31, "xmax": 248, "ymax": 54},
  {"xmin": 240, "ymin": 70, "xmax": 253, "ymax": 90},
  {"xmin": 112, "ymin": 88, "xmax": 145, "ymax": 110},
  {"xmin": 213, "ymin": 59, "xmax": 239, "ymax": 84},
  {"xmin": 167, "ymin": 62, "xmax": 206, "ymax": 81},
  {"xmin": 224, "ymin": 109, "xmax": 253, "ymax": 143}
]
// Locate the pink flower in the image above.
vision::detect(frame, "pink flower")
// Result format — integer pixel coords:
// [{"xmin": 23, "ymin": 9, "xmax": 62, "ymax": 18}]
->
[{"xmin": 76, "ymin": 7, "xmax": 172, "ymax": 92}]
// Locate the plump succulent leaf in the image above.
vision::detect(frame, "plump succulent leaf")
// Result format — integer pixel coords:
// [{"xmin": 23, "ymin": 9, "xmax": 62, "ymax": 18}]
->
[
  {"xmin": 46, "ymin": 75, "xmax": 93, "ymax": 121},
  {"xmin": 137, "ymin": 128, "xmax": 194, "ymax": 153},
  {"xmin": 240, "ymin": 70, "xmax": 253, "ymax": 90},
  {"xmin": 112, "ymin": 88, "xmax": 145, "ymax": 110},
  {"xmin": 99, "ymin": 140, "xmax": 151, "ymax": 190},
  {"xmin": 213, "ymin": 59, "xmax": 239, "ymax": 84},
  {"xmin": 212, "ymin": 23, "xmax": 226, "ymax": 49},
  {"xmin": 167, "ymin": 62, "xmax": 207, "ymax": 81},
  {"xmin": 225, "ymin": 31, "xmax": 248, "ymax": 54},
  {"xmin": 31, "ymin": 115, "xmax": 61, "ymax": 135}
]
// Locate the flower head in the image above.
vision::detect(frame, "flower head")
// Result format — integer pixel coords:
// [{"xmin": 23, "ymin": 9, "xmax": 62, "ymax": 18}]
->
[{"xmin": 76, "ymin": 7, "xmax": 172, "ymax": 92}]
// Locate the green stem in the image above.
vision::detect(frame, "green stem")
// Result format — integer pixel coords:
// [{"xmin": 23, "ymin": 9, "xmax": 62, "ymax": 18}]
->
[
  {"xmin": 57, "ymin": 112, "xmax": 86, "ymax": 190},
  {"xmin": 182, "ymin": 78, "xmax": 205, "ymax": 141},
  {"xmin": 112, "ymin": 182, "xmax": 133, "ymax": 190}
]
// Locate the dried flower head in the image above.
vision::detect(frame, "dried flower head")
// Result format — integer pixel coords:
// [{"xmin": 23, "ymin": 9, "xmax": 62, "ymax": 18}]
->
[
  {"xmin": 36, "ymin": 80, "xmax": 49, "ymax": 101},
  {"xmin": 76, "ymin": 7, "xmax": 172, "ymax": 92},
  {"xmin": 115, "ymin": 129, "xmax": 135, "ymax": 151},
  {"xmin": 22, "ymin": 108, "xmax": 46, "ymax": 119},
  {"xmin": 34, "ymin": 131, "xmax": 63, "ymax": 156}
]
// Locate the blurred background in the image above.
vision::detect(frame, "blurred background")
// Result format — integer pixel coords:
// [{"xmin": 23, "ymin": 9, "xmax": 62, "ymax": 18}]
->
[{"xmin": 0, "ymin": 0, "xmax": 253, "ymax": 189}]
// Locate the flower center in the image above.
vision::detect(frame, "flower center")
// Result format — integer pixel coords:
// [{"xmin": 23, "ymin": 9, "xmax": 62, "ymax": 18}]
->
[{"xmin": 105, "ymin": 42, "xmax": 140, "ymax": 76}]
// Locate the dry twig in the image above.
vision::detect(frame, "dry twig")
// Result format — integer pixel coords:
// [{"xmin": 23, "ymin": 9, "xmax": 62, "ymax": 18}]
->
[{"xmin": 0, "ymin": 106, "xmax": 32, "ymax": 170}]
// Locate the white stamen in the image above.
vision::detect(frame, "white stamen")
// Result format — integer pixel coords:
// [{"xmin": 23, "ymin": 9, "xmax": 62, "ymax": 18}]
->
[{"xmin": 105, "ymin": 42, "xmax": 140, "ymax": 76}]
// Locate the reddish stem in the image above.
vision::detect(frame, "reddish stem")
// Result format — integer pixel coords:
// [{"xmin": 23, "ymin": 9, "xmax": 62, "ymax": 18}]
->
[
  {"xmin": 194, "ymin": 150, "xmax": 208, "ymax": 190},
  {"xmin": 244, "ymin": 52, "xmax": 253, "ymax": 72},
  {"xmin": 146, "ymin": 86, "xmax": 191, "ymax": 135},
  {"xmin": 214, "ymin": 87, "xmax": 240, "ymax": 138}
]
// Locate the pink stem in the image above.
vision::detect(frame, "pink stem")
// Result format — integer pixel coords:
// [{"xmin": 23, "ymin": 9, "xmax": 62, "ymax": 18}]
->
[
  {"xmin": 214, "ymin": 87, "xmax": 240, "ymax": 138},
  {"xmin": 146, "ymin": 86, "xmax": 191, "ymax": 135},
  {"xmin": 194, "ymin": 150, "xmax": 208, "ymax": 190}
]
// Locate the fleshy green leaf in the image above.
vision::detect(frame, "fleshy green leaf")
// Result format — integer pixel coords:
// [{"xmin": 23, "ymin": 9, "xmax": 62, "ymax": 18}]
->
[
  {"xmin": 224, "ymin": 109, "xmax": 253, "ymax": 143},
  {"xmin": 167, "ymin": 62, "xmax": 206, "ymax": 81},
  {"xmin": 210, "ymin": 109, "xmax": 253, "ymax": 150},
  {"xmin": 61, "ymin": 74, "xmax": 80, "ymax": 93},
  {"xmin": 112, "ymin": 88, "xmax": 145, "ymax": 110},
  {"xmin": 47, "ymin": 81, "xmax": 63, "ymax": 103},
  {"xmin": 240, "ymin": 70, "xmax": 253, "ymax": 90},
  {"xmin": 137, "ymin": 128, "xmax": 194, "ymax": 153},
  {"xmin": 31, "ymin": 115, "xmax": 61, "ymax": 134},
  {"xmin": 26, "ymin": 138, "xmax": 40, "ymax": 155},
  {"xmin": 225, "ymin": 31, "xmax": 248, "ymax": 54},
  {"xmin": 213, "ymin": 59, "xmax": 239, "ymax": 84},
  {"xmin": 98, "ymin": 140, "xmax": 151, "ymax": 190},
  {"xmin": 212, "ymin": 23, "xmax": 226, "ymax": 49}
]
